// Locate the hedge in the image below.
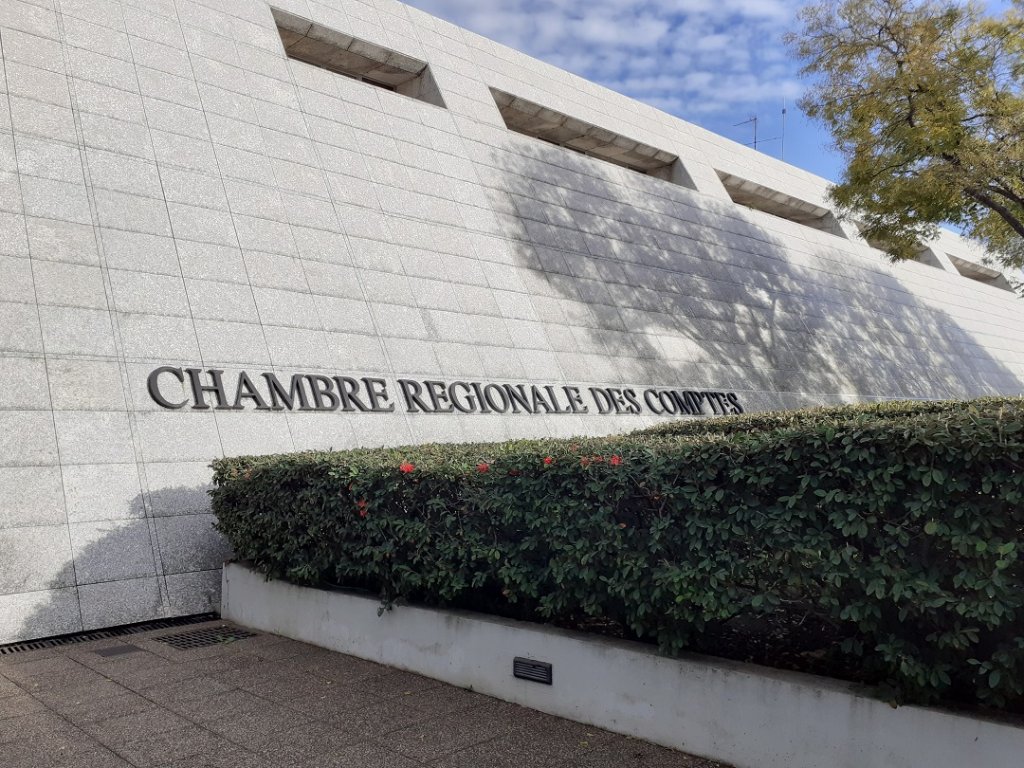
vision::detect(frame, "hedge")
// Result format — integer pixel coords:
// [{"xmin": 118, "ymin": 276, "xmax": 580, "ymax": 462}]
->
[{"xmin": 211, "ymin": 397, "xmax": 1024, "ymax": 710}]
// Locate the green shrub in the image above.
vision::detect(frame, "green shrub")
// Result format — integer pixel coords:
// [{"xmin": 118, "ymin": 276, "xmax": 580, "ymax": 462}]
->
[
  {"xmin": 633, "ymin": 395, "xmax": 1024, "ymax": 438},
  {"xmin": 211, "ymin": 398, "xmax": 1024, "ymax": 710}
]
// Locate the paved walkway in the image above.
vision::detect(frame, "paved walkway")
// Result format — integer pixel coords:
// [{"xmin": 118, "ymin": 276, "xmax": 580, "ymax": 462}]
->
[{"xmin": 0, "ymin": 619, "xmax": 726, "ymax": 768}]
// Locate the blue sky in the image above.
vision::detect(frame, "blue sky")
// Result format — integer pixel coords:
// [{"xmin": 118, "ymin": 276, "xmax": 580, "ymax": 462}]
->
[
  {"xmin": 407, "ymin": 0, "xmax": 843, "ymax": 181},
  {"xmin": 407, "ymin": 1, "xmax": 1016, "ymax": 185}
]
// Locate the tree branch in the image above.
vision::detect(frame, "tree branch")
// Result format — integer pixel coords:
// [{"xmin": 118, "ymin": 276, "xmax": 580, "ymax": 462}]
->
[{"xmin": 965, "ymin": 188, "xmax": 1024, "ymax": 238}]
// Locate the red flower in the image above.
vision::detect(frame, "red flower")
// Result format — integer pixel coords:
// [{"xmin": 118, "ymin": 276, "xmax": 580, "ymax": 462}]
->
[
  {"xmin": 356, "ymin": 499, "xmax": 368, "ymax": 518},
  {"xmin": 609, "ymin": 455, "xmax": 622, "ymax": 466},
  {"xmin": 477, "ymin": 462, "xmax": 489, "ymax": 473},
  {"xmin": 580, "ymin": 457, "xmax": 591, "ymax": 467},
  {"xmin": 543, "ymin": 456, "xmax": 554, "ymax": 466},
  {"xmin": 399, "ymin": 461, "xmax": 415, "ymax": 474}
]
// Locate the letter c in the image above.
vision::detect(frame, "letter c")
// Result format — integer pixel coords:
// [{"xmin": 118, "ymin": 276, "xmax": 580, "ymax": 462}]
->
[
  {"xmin": 643, "ymin": 388, "xmax": 664, "ymax": 415},
  {"xmin": 147, "ymin": 366, "xmax": 187, "ymax": 409}
]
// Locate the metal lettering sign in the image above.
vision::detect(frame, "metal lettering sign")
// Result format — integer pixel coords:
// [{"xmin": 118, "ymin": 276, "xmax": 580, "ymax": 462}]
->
[{"xmin": 147, "ymin": 367, "xmax": 743, "ymax": 417}]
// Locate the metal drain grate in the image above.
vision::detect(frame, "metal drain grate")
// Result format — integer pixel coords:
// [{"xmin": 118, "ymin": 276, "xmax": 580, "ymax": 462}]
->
[
  {"xmin": 153, "ymin": 626, "xmax": 256, "ymax": 650},
  {"xmin": 0, "ymin": 613, "xmax": 219, "ymax": 656}
]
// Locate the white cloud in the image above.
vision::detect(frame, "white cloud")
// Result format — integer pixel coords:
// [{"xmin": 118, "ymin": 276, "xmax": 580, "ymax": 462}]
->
[{"xmin": 407, "ymin": 0, "xmax": 804, "ymax": 134}]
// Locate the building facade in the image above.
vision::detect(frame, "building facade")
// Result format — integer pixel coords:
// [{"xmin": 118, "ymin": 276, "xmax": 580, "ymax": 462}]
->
[{"xmin": 1, "ymin": 0, "xmax": 1022, "ymax": 644}]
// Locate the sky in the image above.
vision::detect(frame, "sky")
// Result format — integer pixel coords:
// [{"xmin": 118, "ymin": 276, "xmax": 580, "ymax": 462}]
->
[
  {"xmin": 406, "ymin": 0, "xmax": 844, "ymax": 182},
  {"xmin": 406, "ymin": 1, "xmax": 1016, "ymax": 185}
]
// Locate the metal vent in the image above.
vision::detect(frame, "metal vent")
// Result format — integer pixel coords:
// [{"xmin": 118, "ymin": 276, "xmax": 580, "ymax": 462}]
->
[
  {"xmin": 0, "ymin": 613, "xmax": 219, "ymax": 656},
  {"xmin": 513, "ymin": 656, "xmax": 553, "ymax": 685},
  {"xmin": 153, "ymin": 626, "xmax": 256, "ymax": 650}
]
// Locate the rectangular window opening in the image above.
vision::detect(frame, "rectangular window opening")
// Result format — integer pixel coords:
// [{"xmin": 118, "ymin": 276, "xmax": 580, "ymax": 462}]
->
[
  {"xmin": 947, "ymin": 253, "xmax": 1014, "ymax": 291},
  {"xmin": 854, "ymin": 222, "xmax": 938, "ymax": 267},
  {"xmin": 490, "ymin": 88, "xmax": 695, "ymax": 189},
  {"xmin": 717, "ymin": 171, "xmax": 846, "ymax": 238},
  {"xmin": 272, "ymin": 8, "xmax": 446, "ymax": 108}
]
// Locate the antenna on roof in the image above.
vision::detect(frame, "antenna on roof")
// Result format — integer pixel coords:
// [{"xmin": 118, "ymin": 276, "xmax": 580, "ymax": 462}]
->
[
  {"xmin": 735, "ymin": 103, "xmax": 786, "ymax": 158},
  {"xmin": 734, "ymin": 115, "xmax": 758, "ymax": 149},
  {"xmin": 781, "ymin": 99, "xmax": 787, "ymax": 161}
]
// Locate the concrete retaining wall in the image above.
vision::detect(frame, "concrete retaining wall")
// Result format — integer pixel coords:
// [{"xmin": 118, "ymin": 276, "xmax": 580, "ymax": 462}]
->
[{"xmin": 222, "ymin": 561, "xmax": 1024, "ymax": 768}]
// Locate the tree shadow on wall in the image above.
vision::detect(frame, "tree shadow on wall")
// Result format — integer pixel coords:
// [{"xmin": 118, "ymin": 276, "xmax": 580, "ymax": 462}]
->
[
  {"xmin": 8, "ymin": 483, "xmax": 229, "ymax": 645},
  {"xmin": 486, "ymin": 138, "xmax": 1023, "ymax": 417}
]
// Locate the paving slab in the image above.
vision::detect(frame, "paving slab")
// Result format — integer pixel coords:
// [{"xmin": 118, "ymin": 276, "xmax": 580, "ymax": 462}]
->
[{"xmin": 0, "ymin": 620, "xmax": 729, "ymax": 767}]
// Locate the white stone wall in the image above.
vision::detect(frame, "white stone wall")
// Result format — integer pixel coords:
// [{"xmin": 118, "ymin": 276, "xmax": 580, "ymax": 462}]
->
[{"xmin": 0, "ymin": 0, "xmax": 1022, "ymax": 643}]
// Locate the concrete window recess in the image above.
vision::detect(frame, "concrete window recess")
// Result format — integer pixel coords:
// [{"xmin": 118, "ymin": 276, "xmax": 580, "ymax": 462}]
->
[
  {"xmin": 948, "ymin": 253, "xmax": 1015, "ymax": 291},
  {"xmin": 717, "ymin": 170, "xmax": 846, "ymax": 237},
  {"xmin": 272, "ymin": 7, "xmax": 446, "ymax": 107},
  {"xmin": 490, "ymin": 88, "xmax": 695, "ymax": 188}
]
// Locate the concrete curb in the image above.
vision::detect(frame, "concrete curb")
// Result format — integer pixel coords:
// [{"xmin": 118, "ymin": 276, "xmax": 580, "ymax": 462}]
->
[{"xmin": 222, "ymin": 562, "xmax": 1023, "ymax": 768}]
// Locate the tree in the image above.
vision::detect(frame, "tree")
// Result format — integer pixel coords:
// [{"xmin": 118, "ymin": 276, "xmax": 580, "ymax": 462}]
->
[{"xmin": 787, "ymin": 0, "xmax": 1024, "ymax": 274}]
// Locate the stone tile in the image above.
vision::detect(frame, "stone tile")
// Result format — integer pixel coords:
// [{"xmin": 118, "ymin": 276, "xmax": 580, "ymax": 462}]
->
[
  {"xmin": 0, "ymin": 692, "xmax": 48, "ymax": 720},
  {"xmin": 142, "ymin": 461, "xmax": 212, "ymax": 516},
  {"xmin": 205, "ymin": 704, "xmax": 313, "ymax": 751},
  {"xmin": 193, "ymin": 319, "xmax": 271, "ymax": 366},
  {"xmin": 20, "ymin": 176, "xmax": 92, "ymax": 225},
  {"xmin": 569, "ymin": 737, "xmax": 726, "ymax": 767},
  {"xmin": 0, "ymin": 676, "xmax": 21, "ymax": 698},
  {"xmin": 153, "ymin": 513, "xmax": 230, "ymax": 574},
  {"xmin": 163, "ymin": 569, "xmax": 221, "ymax": 615},
  {"xmin": 259, "ymin": 729, "xmax": 388, "ymax": 767},
  {"xmin": 62, "ymin": 463, "xmax": 144, "ymax": 523},
  {"xmin": 0, "ymin": 735, "xmax": 124, "ymax": 768},
  {"xmin": 352, "ymin": 669, "xmax": 441, "ymax": 699},
  {"xmin": 115, "ymin": 725, "xmax": 239, "ymax": 768},
  {"xmin": 158, "ymin": 743, "xmax": 278, "ymax": 768},
  {"xmin": 55, "ymin": 690, "xmax": 158, "ymax": 726},
  {"xmin": 325, "ymin": 331, "xmax": 388, "ymax": 372},
  {"xmin": 138, "ymin": 675, "xmax": 235, "ymax": 708},
  {"xmin": 46, "ymin": 359, "xmax": 127, "ymax": 411},
  {"xmin": 9, "ymin": 97, "xmax": 77, "ymax": 144},
  {"xmin": 312, "ymin": 695, "xmax": 434, "ymax": 738},
  {"xmin": 0, "ymin": 710, "xmax": 79, "ymax": 745},
  {"xmin": 50, "ymin": 746, "xmax": 133, "ymax": 768},
  {"xmin": 99, "ymin": 230, "xmax": 178, "ymax": 276},
  {"xmin": 0, "ymin": 356, "xmax": 49, "ymax": 410},
  {"xmin": 93, "ymin": 189, "xmax": 170, "ymax": 236},
  {"xmin": 177, "ymin": 242, "xmax": 249, "ymax": 284},
  {"xmin": 37, "ymin": 305, "xmax": 117, "ymax": 357},
  {"xmin": 53, "ymin": 411, "xmax": 135, "ymax": 464},
  {"xmin": 118, "ymin": 313, "xmax": 202, "ymax": 362},
  {"xmin": 0, "ymin": 255, "xmax": 33, "ymax": 304},
  {"xmin": 0, "ymin": 300, "xmax": 44, "ymax": 354},
  {"xmin": 385, "ymin": 710, "xmax": 517, "ymax": 763},
  {"xmin": 185, "ymin": 278, "xmax": 259, "ymax": 323},
  {"xmin": 86, "ymin": 148, "xmax": 162, "ymax": 199},
  {"xmin": 98, "ymin": 656, "xmax": 206, "ymax": 691},
  {"xmin": 33, "ymin": 261, "xmax": 108, "ymax": 311},
  {"xmin": 29, "ymin": 676, "xmax": 133, "ymax": 713},
  {"xmin": 163, "ymin": 687, "xmax": 266, "ymax": 725},
  {"xmin": 26, "ymin": 217, "xmax": 97, "ymax": 266},
  {"xmin": 69, "ymin": 519, "xmax": 156, "ymax": 583},
  {"xmin": 0, "ymin": 587, "xmax": 81, "ymax": 645},
  {"xmin": 79, "ymin": 706, "xmax": 194, "ymax": 748},
  {"xmin": 510, "ymin": 709, "xmax": 621, "ymax": 763},
  {"xmin": 0, "ymin": 462, "xmax": 64, "ymax": 528},
  {"xmin": 77, "ymin": 576, "xmax": 162, "ymax": 630},
  {"xmin": 108, "ymin": 270, "xmax": 190, "ymax": 318},
  {"xmin": 399, "ymin": 684, "xmax": 496, "ymax": 718},
  {"xmin": 213, "ymin": 410, "xmax": 296, "ymax": 456},
  {"xmin": 0, "ymin": 524, "xmax": 74, "ymax": 594}
]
